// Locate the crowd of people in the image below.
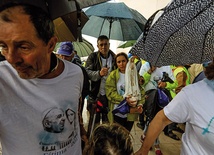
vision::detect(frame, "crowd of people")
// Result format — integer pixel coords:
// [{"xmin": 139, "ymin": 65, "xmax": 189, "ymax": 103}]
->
[{"xmin": 0, "ymin": 2, "xmax": 213, "ymax": 155}]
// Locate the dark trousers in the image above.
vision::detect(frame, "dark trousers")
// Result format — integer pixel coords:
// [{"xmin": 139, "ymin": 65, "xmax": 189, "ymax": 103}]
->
[
  {"xmin": 114, "ymin": 115, "xmax": 134, "ymax": 132},
  {"xmin": 139, "ymin": 110, "xmax": 145, "ymax": 126}
]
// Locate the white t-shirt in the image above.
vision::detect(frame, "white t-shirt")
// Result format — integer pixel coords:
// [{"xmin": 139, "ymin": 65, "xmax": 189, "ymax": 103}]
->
[
  {"xmin": 99, "ymin": 54, "xmax": 113, "ymax": 95},
  {"xmin": 114, "ymin": 72, "xmax": 126, "ymax": 118},
  {"xmin": 164, "ymin": 79, "xmax": 214, "ymax": 155},
  {"xmin": 144, "ymin": 66, "xmax": 174, "ymax": 92},
  {"xmin": 0, "ymin": 60, "xmax": 83, "ymax": 155},
  {"xmin": 139, "ymin": 61, "xmax": 150, "ymax": 76}
]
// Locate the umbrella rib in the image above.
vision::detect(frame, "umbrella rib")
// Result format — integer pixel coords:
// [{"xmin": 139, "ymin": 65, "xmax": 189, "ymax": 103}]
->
[
  {"xmin": 201, "ymin": 22, "xmax": 214, "ymax": 62},
  {"xmin": 155, "ymin": 3, "xmax": 213, "ymax": 66},
  {"xmin": 99, "ymin": 18, "xmax": 106, "ymax": 36},
  {"xmin": 118, "ymin": 19, "xmax": 125, "ymax": 41}
]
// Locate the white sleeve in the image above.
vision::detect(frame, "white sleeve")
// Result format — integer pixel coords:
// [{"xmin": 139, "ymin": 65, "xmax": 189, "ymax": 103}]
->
[{"xmin": 164, "ymin": 89, "xmax": 191, "ymax": 123}]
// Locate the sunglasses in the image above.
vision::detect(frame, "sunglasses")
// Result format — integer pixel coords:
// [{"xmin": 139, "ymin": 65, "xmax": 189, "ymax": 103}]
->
[
  {"xmin": 98, "ymin": 43, "xmax": 109, "ymax": 47},
  {"xmin": 203, "ymin": 61, "xmax": 212, "ymax": 68}
]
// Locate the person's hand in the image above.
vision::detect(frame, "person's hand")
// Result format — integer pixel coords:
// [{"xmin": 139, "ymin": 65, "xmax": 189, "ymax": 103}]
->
[
  {"xmin": 81, "ymin": 134, "xmax": 88, "ymax": 144},
  {"xmin": 100, "ymin": 67, "xmax": 109, "ymax": 76},
  {"xmin": 158, "ymin": 81, "xmax": 167, "ymax": 88},
  {"xmin": 130, "ymin": 105, "xmax": 143, "ymax": 113},
  {"xmin": 134, "ymin": 150, "xmax": 143, "ymax": 155},
  {"xmin": 140, "ymin": 134, "xmax": 145, "ymax": 143},
  {"xmin": 147, "ymin": 66, "xmax": 156, "ymax": 74},
  {"xmin": 139, "ymin": 76, "xmax": 145, "ymax": 85},
  {"xmin": 137, "ymin": 105, "xmax": 143, "ymax": 113}
]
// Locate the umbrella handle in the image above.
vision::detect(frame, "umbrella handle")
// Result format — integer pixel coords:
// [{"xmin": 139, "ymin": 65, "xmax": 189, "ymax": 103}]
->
[
  {"xmin": 75, "ymin": 0, "xmax": 83, "ymax": 42},
  {"xmin": 107, "ymin": 17, "xmax": 114, "ymax": 39}
]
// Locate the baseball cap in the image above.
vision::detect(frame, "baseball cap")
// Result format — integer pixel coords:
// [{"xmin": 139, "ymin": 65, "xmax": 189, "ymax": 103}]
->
[{"xmin": 56, "ymin": 42, "xmax": 74, "ymax": 56}]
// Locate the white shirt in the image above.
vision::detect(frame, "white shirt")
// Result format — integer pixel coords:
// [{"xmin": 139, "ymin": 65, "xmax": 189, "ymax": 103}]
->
[
  {"xmin": 0, "ymin": 60, "xmax": 83, "ymax": 155},
  {"xmin": 164, "ymin": 79, "xmax": 214, "ymax": 155},
  {"xmin": 144, "ymin": 66, "xmax": 174, "ymax": 92},
  {"xmin": 99, "ymin": 54, "xmax": 113, "ymax": 95}
]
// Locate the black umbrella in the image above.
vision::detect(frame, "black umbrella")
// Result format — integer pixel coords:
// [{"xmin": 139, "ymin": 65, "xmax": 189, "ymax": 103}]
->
[
  {"xmin": 0, "ymin": 0, "xmax": 108, "ymax": 19},
  {"xmin": 130, "ymin": 0, "xmax": 214, "ymax": 66},
  {"xmin": 82, "ymin": 2, "xmax": 147, "ymax": 41},
  {"xmin": 0, "ymin": 0, "xmax": 108, "ymax": 41},
  {"xmin": 54, "ymin": 11, "xmax": 89, "ymax": 42}
]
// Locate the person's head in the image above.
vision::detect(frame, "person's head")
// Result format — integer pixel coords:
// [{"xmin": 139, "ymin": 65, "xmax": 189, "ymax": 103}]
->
[
  {"xmin": 42, "ymin": 107, "xmax": 65, "ymax": 133},
  {"xmin": 204, "ymin": 58, "xmax": 214, "ymax": 80},
  {"xmin": 97, "ymin": 35, "xmax": 110, "ymax": 57},
  {"xmin": 56, "ymin": 42, "xmax": 75, "ymax": 62},
  {"xmin": 83, "ymin": 123, "xmax": 134, "ymax": 155},
  {"xmin": 74, "ymin": 50, "xmax": 77, "ymax": 55},
  {"xmin": 65, "ymin": 108, "xmax": 75, "ymax": 124},
  {"xmin": 0, "ymin": 4, "xmax": 57, "ymax": 79},
  {"xmin": 115, "ymin": 52, "xmax": 129, "ymax": 73}
]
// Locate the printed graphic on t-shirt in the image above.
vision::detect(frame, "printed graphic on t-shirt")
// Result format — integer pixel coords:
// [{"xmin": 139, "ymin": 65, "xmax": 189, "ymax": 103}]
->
[
  {"xmin": 119, "ymin": 84, "xmax": 125, "ymax": 96},
  {"xmin": 202, "ymin": 116, "xmax": 214, "ymax": 147},
  {"xmin": 39, "ymin": 107, "xmax": 78, "ymax": 154}
]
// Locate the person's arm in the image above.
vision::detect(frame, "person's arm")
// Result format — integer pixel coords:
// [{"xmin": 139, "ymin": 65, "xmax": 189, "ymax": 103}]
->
[
  {"xmin": 105, "ymin": 70, "xmax": 123, "ymax": 104},
  {"xmin": 85, "ymin": 53, "xmax": 102, "ymax": 81},
  {"xmin": 135, "ymin": 110, "xmax": 172, "ymax": 155},
  {"xmin": 142, "ymin": 66, "xmax": 156, "ymax": 86},
  {"xmin": 137, "ymin": 74, "xmax": 145, "ymax": 106}
]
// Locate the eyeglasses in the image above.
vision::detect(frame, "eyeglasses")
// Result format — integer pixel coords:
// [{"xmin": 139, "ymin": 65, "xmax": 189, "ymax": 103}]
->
[
  {"xmin": 203, "ymin": 61, "xmax": 212, "ymax": 68},
  {"xmin": 98, "ymin": 43, "xmax": 109, "ymax": 47}
]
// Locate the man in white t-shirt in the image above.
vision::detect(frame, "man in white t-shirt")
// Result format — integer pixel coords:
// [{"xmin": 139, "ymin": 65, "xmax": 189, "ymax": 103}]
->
[{"xmin": 0, "ymin": 3, "xmax": 83, "ymax": 155}]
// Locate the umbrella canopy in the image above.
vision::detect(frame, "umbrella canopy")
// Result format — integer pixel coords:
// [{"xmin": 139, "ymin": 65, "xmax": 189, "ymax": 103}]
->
[
  {"xmin": 54, "ymin": 11, "xmax": 89, "ymax": 42},
  {"xmin": 72, "ymin": 39, "xmax": 94, "ymax": 57},
  {"xmin": 0, "ymin": 0, "xmax": 108, "ymax": 19},
  {"xmin": 82, "ymin": 2, "xmax": 147, "ymax": 41},
  {"xmin": 54, "ymin": 39, "xmax": 94, "ymax": 57},
  {"xmin": 0, "ymin": 0, "xmax": 108, "ymax": 41},
  {"xmin": 130, "ymin": 0, "xmax": 214, "ymax": 66},
  {"xmin": 118, "ymin": 40, "xmax": 136, "ymax": 48}
]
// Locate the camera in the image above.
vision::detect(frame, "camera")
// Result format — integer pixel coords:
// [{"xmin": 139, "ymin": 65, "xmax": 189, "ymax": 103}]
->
[{"xmin": 161, "ymin": 72, "xmax": 174, "ymax": 83}]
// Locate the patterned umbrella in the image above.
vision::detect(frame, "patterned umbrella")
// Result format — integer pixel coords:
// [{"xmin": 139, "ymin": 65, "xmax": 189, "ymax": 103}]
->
[{"xmin": 130, "ymin": 0, "xmax": 214, "ymax": 66}]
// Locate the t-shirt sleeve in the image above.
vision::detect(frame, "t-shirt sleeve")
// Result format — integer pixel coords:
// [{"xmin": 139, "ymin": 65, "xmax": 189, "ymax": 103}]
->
[{"xmin": 164, "ymin": 89, "xmax": 191, "ymax": 123}]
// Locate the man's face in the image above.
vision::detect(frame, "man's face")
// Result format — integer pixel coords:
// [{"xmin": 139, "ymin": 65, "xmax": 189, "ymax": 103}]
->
[
  {"xmin": 56, "ymin": 53, "xmax": 74, "ymax": 62},
  {"xmin": 66, "ymin": 109, "xmax": 75, "ymax": 124},
  {"xmin": 0, "ymin": 6, "xmax": 56, "ymax": 79},
  {"xmin": 97, "ymin": 39, "xmax": 110, "ymax": 56},
  {"xmin": 46, "ymin": 108, "xmax": 65, "ymax": 133}
]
